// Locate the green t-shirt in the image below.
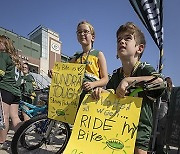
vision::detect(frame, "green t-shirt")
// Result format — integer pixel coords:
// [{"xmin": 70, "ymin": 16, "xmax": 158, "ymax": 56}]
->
[
  {"xmin": 107, "ymin": 62, "xmax": 163, "ymax": 143},
  {"xmin": 0, "ymin": 52, "xmax": 21, "ymax": 96},
  {"xmin": 21, "ymin": 73, "xmax": 36, "ymax": 97}
]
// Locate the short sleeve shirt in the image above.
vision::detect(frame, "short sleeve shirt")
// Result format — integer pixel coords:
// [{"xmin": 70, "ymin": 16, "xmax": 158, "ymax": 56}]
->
[
  {"xmin": 0, "ymin": 52, "xmax": 21, "ymax": 96},
  {"xmin": 107, "ymin": 62, "xmax": 163, "ymax": 142},
  {"xmin": 21, "ymin": 73, "xmax": 36, "ymax": 96}
]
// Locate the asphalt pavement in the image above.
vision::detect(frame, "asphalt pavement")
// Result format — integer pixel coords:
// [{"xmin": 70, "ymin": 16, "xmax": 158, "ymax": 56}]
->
[{"xmin": 0, "ymin": 129, "xmax": 179, "ymax": 154}]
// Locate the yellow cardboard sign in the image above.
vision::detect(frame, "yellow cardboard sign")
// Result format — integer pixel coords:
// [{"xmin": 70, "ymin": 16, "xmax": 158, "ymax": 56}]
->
[
  {"xmin": 64, "ymin": 93, "xmax": 142, "ymax": 154},
  {"xmin": 48, "ymin": 62, "xmax": 86, "ymax": 124}
]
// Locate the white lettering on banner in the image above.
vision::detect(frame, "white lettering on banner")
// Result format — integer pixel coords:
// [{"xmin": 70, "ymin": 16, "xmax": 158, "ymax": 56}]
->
[
  {"xmin": 14, "ymin": 67, "xmax": 20, "ymax": 81},
  {"xmin": 141, "ymin": 0, "xmax": 163, "ymax": 46}
]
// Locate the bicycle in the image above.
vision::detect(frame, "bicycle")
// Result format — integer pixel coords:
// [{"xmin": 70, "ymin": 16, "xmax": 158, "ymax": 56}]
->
[
  {"xmin": 119, "ymin": 78, "xmax": 166, "ymax": 154},
  {"xmin": 11, "ymin": 89, "xmax": 71, "ymax": 154},
  {"xmin": 14, "ymin": 89, "xmax": 48, "ymax": 146},
  {"xmin": 6, "ymin": 87, "xmax": 46, "ymax": 122}
]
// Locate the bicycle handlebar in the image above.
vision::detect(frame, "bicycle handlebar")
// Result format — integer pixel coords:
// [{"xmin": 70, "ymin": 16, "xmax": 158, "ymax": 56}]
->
[
  {"xmin": 126, "ymin": 77, "xmax": 166, "ymax": 97},
  {"xmin": 22, "ymin": 93, "xmax": 35, "ymax": 98}
]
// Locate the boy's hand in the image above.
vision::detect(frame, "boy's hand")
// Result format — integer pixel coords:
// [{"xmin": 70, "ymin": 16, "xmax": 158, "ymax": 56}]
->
[
  {"xmin": 48, "ymin": 69, "xmax": 53, "ymax": 78},
  {"xmin": 116, "ymin": 78, "xmax": 129, "ymax": 98},
  {"xmin": 83, "ymin": 82, "xmax": 95, "ymax": 91},
  {"xmin": 91, "ymin": 87, "xmax": 103, "ymax": 100}
]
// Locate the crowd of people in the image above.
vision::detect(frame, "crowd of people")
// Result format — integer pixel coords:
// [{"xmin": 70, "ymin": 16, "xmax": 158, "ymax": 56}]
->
[{"xmin": 0, "ymin": 20, "xmax": 173, "ymax": 154}]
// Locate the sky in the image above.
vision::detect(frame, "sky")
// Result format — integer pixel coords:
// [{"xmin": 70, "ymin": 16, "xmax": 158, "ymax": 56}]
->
[{"xmin": 1, "ymin": 0, "xmax": 180, "ymax": 86}]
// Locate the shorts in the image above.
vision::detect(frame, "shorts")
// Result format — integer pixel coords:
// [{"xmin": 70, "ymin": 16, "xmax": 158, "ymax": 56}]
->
[{"xmin": 0, "ymin": 89, "xmax": 20, "ymax": 105}]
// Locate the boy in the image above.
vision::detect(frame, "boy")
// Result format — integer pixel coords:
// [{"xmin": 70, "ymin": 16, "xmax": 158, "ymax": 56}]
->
[{"xmin": 92, "ymin": 22, "xmax": 164, "ymax": 154}]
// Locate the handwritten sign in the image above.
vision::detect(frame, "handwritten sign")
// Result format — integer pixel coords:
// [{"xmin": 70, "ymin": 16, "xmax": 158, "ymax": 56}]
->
[
  {"xmin": 64, "ymin": 93, "xmax": 142, "ymax": 154},
  {"xmin": 48, "ymin": 62, "xmax": 86, "ymax": 124}
]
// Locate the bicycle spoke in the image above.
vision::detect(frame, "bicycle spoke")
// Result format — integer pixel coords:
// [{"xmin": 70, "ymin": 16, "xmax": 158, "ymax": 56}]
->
[{"xmin": 11, "ymin": 114, "xmax": 70, "ymax": 154}]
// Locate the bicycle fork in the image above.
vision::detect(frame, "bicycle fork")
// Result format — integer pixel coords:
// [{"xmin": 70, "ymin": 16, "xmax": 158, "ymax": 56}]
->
[{"xmin": 43, "ymin": 119, "xmax": 56, "ymax": 144}]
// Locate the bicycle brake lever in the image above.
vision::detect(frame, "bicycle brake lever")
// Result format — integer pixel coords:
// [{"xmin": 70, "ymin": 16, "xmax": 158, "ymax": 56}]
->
[
  {"xmin": 135, "ymin": 80, "xmax": 146, "ymax": 88},
  {"xmin": 144, "ymin": 82, "xmax": 166, "ymax": 91},
  {"xmin": 135, "ymin": 76, "xmax": 159, "ymax": 90},
  {"xmin": 125, "ymin": 80, "xmax": 137, "ymax": 90}
]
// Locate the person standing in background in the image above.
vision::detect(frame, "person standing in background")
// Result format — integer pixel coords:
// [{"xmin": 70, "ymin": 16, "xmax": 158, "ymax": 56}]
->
[
  {"xmin": 0, "ymin": 35, "xmax": 22, "ymax": 150},
  {"xmin": 156, "ymin": 77, "xmax": 173, "ymax": 154},
  {"xmin": 21, "ymin": 62, "xmax": 37, "ymax": 121}
]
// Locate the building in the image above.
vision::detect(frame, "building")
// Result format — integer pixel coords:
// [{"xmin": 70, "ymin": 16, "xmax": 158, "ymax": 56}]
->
[
  {"xmin": 28, "ymin": 25, "xmax": 62, "ymax": 74},
  {"xmin": 0, "ymin": 27, "xmax": 41, "ymax": 73},
  {"xmin": 0, "ymin": 26, "xmax": 70, "ymax": 74},
  {"xmin": 0, "ymin": 26, "xmax": 70, "ymax": 88}
]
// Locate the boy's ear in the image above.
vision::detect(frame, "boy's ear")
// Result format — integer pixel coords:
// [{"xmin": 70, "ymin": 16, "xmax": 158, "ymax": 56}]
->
[{"xmin": 137, "ymin": 44, "xmax": 144, "ymax": 54}]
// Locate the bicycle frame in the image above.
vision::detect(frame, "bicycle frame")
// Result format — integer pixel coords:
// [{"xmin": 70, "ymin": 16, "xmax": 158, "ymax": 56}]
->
[
  {"xmin": 129, "ymin": 87, "xmax": 143, "ymax": 96},
  {"xmin": 19, "ymin": 100, "xmax": 47, "ymax": 118}
]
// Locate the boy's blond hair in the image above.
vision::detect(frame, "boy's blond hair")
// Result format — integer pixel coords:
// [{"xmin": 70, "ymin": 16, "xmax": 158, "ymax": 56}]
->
[{"xmin": 116, "ymin": 22, "xmax": 146, "ymax": 59}]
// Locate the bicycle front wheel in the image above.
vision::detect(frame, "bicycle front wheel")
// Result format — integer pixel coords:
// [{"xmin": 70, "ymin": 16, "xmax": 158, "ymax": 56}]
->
[{"xmin": 11, "ymin": 114, "xmax": 71, "ymax": 154}]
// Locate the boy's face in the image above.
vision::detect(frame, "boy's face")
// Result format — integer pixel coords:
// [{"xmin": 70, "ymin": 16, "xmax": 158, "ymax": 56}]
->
[
  {"xmin": 117, "ymin": 33, "xmax": 143, "ymax": 60},
  {"xmin": 76, "ymin": 24, "xmax": 94, "ymax": 47},
  {"xmin": 22, "ymin": 64, "xmax": 29, "ymax": 74}
]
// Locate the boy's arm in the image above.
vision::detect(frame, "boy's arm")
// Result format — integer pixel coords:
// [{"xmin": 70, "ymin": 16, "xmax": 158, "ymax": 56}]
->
[{"xmin": 116, "ymin": 76, "xmax": 164, "ymax": 98}]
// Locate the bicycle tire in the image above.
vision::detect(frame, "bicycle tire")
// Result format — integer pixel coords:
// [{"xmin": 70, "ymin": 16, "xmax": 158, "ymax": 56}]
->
[{"xmin": 11, "ymin": 114, "xmax": 71, "ymax": 154}]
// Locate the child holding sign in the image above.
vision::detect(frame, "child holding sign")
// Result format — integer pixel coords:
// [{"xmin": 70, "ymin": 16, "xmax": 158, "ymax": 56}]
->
[
  {"xmin": 49, "ymin": 21, "xmax": 109, "ymax": 105},
  {"xmin": 92, "ymin": 22, "xmax": 164, "ymax": 154},
  {"xmin": 70, "ymin": 21, "xmax": 109, "ymax": 103},
  {"xmin": 0, "ymin": 35, "xmax": 22, "ymax": 150}
]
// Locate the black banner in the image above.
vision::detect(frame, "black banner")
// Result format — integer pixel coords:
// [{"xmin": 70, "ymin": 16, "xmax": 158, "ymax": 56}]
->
[{"xmin": 129, "ymin": 0, "xmax": 163, "ymax": 51}]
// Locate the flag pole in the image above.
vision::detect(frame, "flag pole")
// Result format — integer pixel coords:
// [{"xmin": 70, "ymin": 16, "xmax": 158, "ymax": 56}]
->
[
  {"xmin": 150, "ymin": 48, "xmax": 164, "ymax": 153},
  {"xmin": 159, "ymin": 49, "xmax": 164, "ymax": 74}
]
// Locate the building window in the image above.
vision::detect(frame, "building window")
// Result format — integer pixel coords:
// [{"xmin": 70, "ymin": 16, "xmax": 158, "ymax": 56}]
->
[{"xmin": 42, "ymin": 31, "xmax": 48, "ymax": 59}]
